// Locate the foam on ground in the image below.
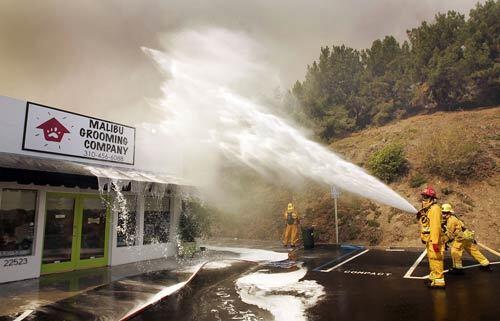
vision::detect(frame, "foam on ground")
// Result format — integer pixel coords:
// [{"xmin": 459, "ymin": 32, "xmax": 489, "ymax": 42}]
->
[
  {"xmin": 236, "ymin": 264, "xmax": 325, "ymax": 321},
  {"xmin": 203, "ymin": 245, "xmax": 288, "ymax": 262},
  {"xmin": 203, "ymin": 260, "xmax": 234, "ymax": 269}
]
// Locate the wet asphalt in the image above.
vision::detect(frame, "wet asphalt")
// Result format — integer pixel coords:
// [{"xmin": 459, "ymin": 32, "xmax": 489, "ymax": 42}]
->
[
  {"xmin": 2, "ymin": 244, "xmax": 499, "ymax": 321},
  {"xmin": 130, "ymin": 245, "xmax": 500, "ymax": 321},
  {"xmin": 129, "ymin": 261, "xmax": 271, "ymax": 321},
  {"xmin": 304, "ymin": 247, "xmax": 499, "ymax": 321}
]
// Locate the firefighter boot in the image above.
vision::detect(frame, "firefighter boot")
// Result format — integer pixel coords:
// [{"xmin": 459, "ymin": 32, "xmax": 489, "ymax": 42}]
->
[{"xmin": 427, "ymin": 279, "xmax": 446, "ymax": 289}]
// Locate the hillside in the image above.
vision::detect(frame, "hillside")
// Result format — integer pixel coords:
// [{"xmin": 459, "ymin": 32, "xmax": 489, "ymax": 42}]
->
[
  {"xmin": 208, "ymin": 107, "xmax": 500, "ymax": 249},
  {"xmin": 327, "ymin": 107, "xmax": 499, "ymax": 248}
]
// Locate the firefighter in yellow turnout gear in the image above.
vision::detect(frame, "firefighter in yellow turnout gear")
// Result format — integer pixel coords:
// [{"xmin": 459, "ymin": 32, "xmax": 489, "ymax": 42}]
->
[
  {"xmin": 417, "ymin": 187, "xmax": 445, "ymax": 288},
  {"xmin": 441, "ymin": 203, "xmax": 491, "ymax": 274},
  {"xmin": 282, "ymin": 203, "xmax": 300, "ymax": 248}
]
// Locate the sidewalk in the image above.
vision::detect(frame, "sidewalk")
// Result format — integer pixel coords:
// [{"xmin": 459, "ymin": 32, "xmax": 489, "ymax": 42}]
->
[
  {"xmin": 0, "ymin": 243, "xmax": 257, "ymax": 320},
  {"xmin": 0, "ymin": 256, "xmax": 183, "ymax": 318}
]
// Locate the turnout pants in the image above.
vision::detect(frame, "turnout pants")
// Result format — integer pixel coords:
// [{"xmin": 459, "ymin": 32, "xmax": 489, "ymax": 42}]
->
[
  {"xmin": 426, "ymin": 241, "xmax": 445, "ymax": 286},
  {"xmin": 451, "ymin": 239, "xmax": 490, "ymax": 268},
  {"xmin": 283, "ymin": 224, "xmax": 299, "ymax": 246}
]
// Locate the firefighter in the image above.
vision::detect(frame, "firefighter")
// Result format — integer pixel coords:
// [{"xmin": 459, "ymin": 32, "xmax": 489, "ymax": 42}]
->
[
  {"xmin": 417, "ymin": 186, "xmax": 445, "ymax": 288},
  {"xmin": 441, "ymin": 203, "xmax": 492, "ymax": 274},
  {"xmin": 282, "ymin": 203, "xmax": 300, "ymax": 248}
]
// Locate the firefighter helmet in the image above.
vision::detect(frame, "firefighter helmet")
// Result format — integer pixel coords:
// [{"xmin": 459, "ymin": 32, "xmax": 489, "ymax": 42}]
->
[
  {"xmin": 441, "ymin": 203, "xmax": 454, "ymax": 213},
  {"xmin": 421, "ymin": 186, "xmax": 437, "ymax": 199}
]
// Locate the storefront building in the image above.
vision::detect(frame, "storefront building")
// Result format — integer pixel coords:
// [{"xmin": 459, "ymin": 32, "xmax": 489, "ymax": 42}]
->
[{"xmin": 0, "ymin": 95, "xmax": 189, "ymax": 283}]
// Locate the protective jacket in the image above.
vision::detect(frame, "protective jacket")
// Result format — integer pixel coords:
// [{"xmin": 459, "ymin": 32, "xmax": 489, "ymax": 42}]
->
[
  {"xmin": 419, "ymin": 203, "xmax": 442, "ymax": 245},
  {"xmin": 419, "ymin": 202, "xmax": 445, "ymax": 287},
  {"xmin": 284, "ymin": 210, "xmax": 300, "ymax": 225},
  {"xmin": 282, "ymin": 209, "xmax": 300, "ymax": 246},
  {"xmin": 443, "ymin": 215, "xmax": 467, "ymax": 243},
  {"xmin": 443, "ymin": 214, "xmax": 489, "ymax": 268}
]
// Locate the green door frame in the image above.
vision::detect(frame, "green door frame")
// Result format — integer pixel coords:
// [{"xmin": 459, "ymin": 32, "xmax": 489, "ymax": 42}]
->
[{"xmin": 41, "ymin": 192, "xmax": 110, "ymax": 274}]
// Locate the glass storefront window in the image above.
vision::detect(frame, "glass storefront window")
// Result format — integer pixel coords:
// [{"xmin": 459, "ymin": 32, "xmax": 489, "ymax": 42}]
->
[
  {"xmin": 116, "ymin": 195, "xmax": 138, "ymax": 247},
  {"xmin": 0, "ymin": 189, "xmax": 37, "ymax": 258},
  {"xmin": 43, "ymin": 196, "xmax": 75, "ymax": 264},
  {"xmin": 143, "ymin": 196, "xmax": 170, "ymax": 245},
  {"xmin": 80, "ymin": 198, "xmax": 107, "ymax": 260}
]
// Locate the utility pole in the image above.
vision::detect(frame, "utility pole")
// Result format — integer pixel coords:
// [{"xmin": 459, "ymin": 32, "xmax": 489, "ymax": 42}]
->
[{"xmin": 331, "ymin": 185, "xmax": 341, "ymax": 244}]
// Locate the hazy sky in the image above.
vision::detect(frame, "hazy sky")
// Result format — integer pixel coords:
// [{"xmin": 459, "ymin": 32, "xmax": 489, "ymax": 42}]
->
[{"xmin": 0, "ymin": 0, "xmax": 482, "ymax": 125}]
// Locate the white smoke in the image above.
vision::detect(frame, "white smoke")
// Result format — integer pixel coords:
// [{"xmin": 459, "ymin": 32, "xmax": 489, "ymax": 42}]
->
[{"xmin": 140, "ymin": 28, "xmax": 417, "ymax": 213}]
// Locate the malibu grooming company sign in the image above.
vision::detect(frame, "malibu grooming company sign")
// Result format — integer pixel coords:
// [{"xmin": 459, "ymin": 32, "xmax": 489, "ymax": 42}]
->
[{"xmin": 22, "ymin": 102, "xmax": 135, "ymax": 165}]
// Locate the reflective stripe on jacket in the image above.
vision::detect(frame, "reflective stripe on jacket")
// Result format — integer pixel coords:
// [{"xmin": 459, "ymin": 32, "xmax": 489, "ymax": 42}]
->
[{"xmin": 420, "ymin": 203, "xmax": 442, "ymax": 244}]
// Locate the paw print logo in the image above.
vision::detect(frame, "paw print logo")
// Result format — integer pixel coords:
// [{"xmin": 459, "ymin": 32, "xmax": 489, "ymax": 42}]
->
[
  {"xmin": 36, "ymin": 118, "xmax": 70, "ymax": 143},
  {"xmin": 47, "ymin": 126, "xmax": 63, "ymax": 140}
]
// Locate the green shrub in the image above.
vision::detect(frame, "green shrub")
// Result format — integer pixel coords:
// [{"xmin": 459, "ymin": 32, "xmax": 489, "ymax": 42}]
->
[
  {"xmin": 420, "ymin": 126, "xmax": 492, "ymax": 180},
  {"xmin": 372, "ymin": 101, "xmax": 397, "ymax": 126},
  {"xmin": 441, "ymin": 187, "xmax": 453, "ymax": 195},
  {"xmin": 368, "ymin": 229, "xmax": 383, "ymax": 246},
  {"xmin": 409, "ymin": 172, "xmax": 427, "ymax": 188},
  {"xmin": 179, "ymin": 199, "xmax": 213, "ymax": 242},
  {"xmin": 387, "ymin": 209, "xmax": 398, "ymax": 223},
  {"xmin": 367, "ymin": 144, "xmax": 408, "ymax": 182}
]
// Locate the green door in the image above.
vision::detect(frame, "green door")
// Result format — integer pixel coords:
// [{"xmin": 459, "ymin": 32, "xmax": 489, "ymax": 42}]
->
[{"xmin": 41, "ymin": 193, "xmax": 110, "ymax": 274}]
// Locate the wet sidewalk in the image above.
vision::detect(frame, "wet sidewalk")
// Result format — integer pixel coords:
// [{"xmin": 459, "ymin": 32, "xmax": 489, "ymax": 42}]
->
[
  {"xmin": 0, "ymin": 257, "xmax": 183, "ymax": 318},
  {"xmin": 0, "ymin": 247, "xmax": 239, "ymax": 320}
]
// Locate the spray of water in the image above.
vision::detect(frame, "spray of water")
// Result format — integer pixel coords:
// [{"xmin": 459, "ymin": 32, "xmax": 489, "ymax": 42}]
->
[{"xmin": 142, "ymin": 28, "xmax": 417, "ymax": 214}]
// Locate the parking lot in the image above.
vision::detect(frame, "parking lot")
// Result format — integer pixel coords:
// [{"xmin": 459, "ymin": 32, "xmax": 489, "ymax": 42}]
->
[{"xmin": 2, "ymin": 243, "xmax": 499, "ymax": 321}]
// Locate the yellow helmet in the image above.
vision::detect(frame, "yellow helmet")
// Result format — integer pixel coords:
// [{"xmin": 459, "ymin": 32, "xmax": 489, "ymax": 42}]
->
[
  {"xmin": 441, "ymin": 203, "xmax": 454, "ymax": 213},
  {"xmin": 287, "ymin": 203, "xmax": 294, "ymax": 211}
]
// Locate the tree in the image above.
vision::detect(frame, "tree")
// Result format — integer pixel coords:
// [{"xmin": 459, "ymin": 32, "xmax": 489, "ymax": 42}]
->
[
  {"xmin": 288, "ymin": 1, "xmax": 500, "ymax": 142},
  {"xmin": 408, "ymin": 11, "xmax": 468, "ymax": 108},
  {"xmin": 463, "ymin": 0, "xmax": 500, "ymax": 105}
]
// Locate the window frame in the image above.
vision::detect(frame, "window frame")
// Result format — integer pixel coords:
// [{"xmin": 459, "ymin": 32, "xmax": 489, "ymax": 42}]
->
[{"xmin": 0, "ymin": 188, "xmax": 38, "ymax": 259}]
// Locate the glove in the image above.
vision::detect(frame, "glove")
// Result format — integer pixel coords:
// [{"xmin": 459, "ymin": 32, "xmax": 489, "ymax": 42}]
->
[{"xmin": 432, "ymin": 243, "xmax": 440, "ymax": 253}]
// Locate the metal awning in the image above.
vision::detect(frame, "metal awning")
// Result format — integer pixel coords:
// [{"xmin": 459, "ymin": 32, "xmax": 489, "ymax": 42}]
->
[{"xmin": 0, "ymin": 152, "xmax": 191, "ymax": 189}]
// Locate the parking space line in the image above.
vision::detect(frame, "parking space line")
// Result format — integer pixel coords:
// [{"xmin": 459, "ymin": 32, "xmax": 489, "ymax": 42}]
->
[
  {"xmin": 318, "ymin": 249, "xmax": 370, "ymax": 273},
  {"xmin": 404, "ymin": 248, "xmax": 500, "ymax": 280},
  {"xmin": 14, "ymin": 310, "xmax": 33, "ymax": 321},
  {"xmin": 403, "ymin": 249, "xmax": 427, "ymax": 279},
  {"xmin": 477, "ymin": 242, "xmax": 500, "ymax": 257},
  {"xmin": 313, "ymin": 251, "xmax": 357, "ymax": 272},
  {"xmin": 386, "ymin": 248, "xmax": 405, "ymax": 252}
]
